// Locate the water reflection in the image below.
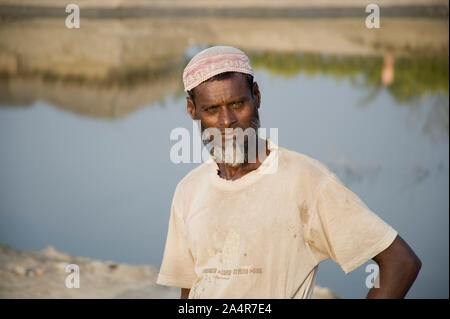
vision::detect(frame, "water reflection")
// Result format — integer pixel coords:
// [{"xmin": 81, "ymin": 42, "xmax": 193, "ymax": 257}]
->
[
  {"xmin": 1, "ymin": 49, "xmax": 447, "ymax": 139},
  {"xmin": 0, "ymin": 18, "xmax": 448, "ymax": 127},
  {"xmin": 326, "ymin": 157, "xmax": 381, "ymax": 188},
  {"xmin": 251, "ymin": 52, "xmax": 449, "ymax": 102},
  {"xmin": 251, "ymin": 51, "xmax": 449, "ymax": 142}
]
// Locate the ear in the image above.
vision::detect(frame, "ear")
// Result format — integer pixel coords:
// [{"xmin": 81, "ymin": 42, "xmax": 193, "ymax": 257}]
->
[
  {"xmin": 186, "ymin": 97, "xmax": 197, "ymax": 120},
  {"xmin": 252, "ymin": 82, "xmax": 261, "ymax": 110}
]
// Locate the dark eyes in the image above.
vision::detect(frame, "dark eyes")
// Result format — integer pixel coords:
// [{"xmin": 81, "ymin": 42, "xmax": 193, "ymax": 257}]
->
[
  {"xmin": 230, "ymin": 101, "xmax": 243, "ymax": 109},
  {"xmin": 205, "ymin": 106, "xmax": 219, "ymax": 113},
  {"xmin": 203, "ymin": 102, "xmax": 243, "ymax": 113}
]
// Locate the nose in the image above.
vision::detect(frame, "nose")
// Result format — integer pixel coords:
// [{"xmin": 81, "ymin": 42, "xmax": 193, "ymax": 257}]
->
[{"xmin": 218, "ymin": 106, "xmax": 237, "ymax": 128}]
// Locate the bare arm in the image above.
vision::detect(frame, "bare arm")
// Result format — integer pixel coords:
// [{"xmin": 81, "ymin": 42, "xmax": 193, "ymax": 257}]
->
[
  {"xmin": 181, "ymin": 288, "xmax": 190, "ymax": 299},
  {"xmin": 367, "ymin": 235, "xmax": 421, "ymax": 298}
]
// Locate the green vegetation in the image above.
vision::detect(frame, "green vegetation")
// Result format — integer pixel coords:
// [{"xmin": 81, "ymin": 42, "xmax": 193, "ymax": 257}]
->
[{"xmin": 249, "ymin": 52, "xmax": 449, "ymax": 103}]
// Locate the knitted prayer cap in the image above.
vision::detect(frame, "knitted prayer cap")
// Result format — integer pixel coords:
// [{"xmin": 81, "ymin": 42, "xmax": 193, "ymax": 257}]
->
[{"xmin": 183, "ymin": 46, "xmax": 254, "ymax": 92}]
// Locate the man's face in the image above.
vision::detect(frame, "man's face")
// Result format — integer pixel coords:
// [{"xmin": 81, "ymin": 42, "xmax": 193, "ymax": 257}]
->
[{"xmin": 187, "ymin": 73, "xmax": 261, "ymax": 149}]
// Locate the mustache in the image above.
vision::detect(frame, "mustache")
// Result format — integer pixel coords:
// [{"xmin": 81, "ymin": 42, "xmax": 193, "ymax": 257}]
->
[
  {"xmin": 199, "ymin": 114, "xmax": 261, "ymax": 139},
  {"xmin": 199, "ymin": 114, "xmax": 261, "ymax": 166}
]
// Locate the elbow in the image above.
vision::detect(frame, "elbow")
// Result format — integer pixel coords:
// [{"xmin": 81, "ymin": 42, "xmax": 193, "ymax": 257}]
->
[
  {"xmin": 413, "ymin": 256, "xmax": 422, "ymax": 275},
  {"xmin": 405, "ymin": 254, "xmax": 422, "ymax": 279}
]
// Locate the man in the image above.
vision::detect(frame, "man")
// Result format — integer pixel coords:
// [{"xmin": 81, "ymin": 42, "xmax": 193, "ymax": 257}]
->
[{"xmin": 156, "ymin": 46, "xmax": 421, "ymax": 299}]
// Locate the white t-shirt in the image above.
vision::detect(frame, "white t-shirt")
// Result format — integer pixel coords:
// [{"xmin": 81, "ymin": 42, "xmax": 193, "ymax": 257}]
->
[{"xmin": 156, "ymin": 141, "xmax": 398, "ymax": 298}]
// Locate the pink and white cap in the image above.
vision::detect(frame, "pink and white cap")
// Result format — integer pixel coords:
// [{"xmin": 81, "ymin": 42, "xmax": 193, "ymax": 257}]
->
[{"xmin": 183, "ymin": 46, "xmax": 254, "ymax": 92}]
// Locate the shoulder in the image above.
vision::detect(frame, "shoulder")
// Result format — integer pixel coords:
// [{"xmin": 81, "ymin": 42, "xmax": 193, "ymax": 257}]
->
[
  {"xmin": 172, "ymin": 160, "xmax": 213, "ymax": 200},
  {"xmin": 278, "ymin": 146, "xmax": 338, "ymax": 183}
]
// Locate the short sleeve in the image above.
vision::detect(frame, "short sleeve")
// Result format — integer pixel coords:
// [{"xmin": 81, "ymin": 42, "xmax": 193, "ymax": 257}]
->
[
  {"xmin": 306, "ymin": 172, "xmax": 398, "ymax": 274},
  {"xmin": 156, "ymin": 185, "xmax": 197, "ymax": 288}
]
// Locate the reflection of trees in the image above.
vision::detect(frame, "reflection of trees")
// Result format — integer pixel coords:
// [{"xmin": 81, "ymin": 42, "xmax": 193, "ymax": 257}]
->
[
  {"xmin": 389, "ymin": 57, "xmax": 449, "ymax": 102},
  {"xmin": 250, "ymin": 51, "xmax": 449, "ymax": 139},
  {"xmin": 423, "ymin": 95, "xmax": 449, "ymax": 141},
  {"xmin": 250, "ymin": 52, "xmax": 449, "ymax": 101},
  {"xmin": 326, "ymin": 159, "xmax": 381, "ymax": 188}
]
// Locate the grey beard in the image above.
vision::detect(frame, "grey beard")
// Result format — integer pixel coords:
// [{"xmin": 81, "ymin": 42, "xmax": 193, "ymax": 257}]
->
[
  {"xmin": 208, "ymin": 139, "xmax": 248, "ymax": 167},
  {"xmin": 199, "ymin": 112, "xmax": 261, "ymax": 167}
]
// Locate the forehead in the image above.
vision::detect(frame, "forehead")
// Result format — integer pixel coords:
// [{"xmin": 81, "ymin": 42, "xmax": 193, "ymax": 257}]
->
[{"xmin": 194, "ymin": 73, "xmax": 250, "ymax": 106}]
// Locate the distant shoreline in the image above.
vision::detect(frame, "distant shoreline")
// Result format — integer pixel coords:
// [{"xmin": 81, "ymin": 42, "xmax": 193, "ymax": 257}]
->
[{"xmin": 0, "ymin": 4, "xmax": 448, "ymax": 19}]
